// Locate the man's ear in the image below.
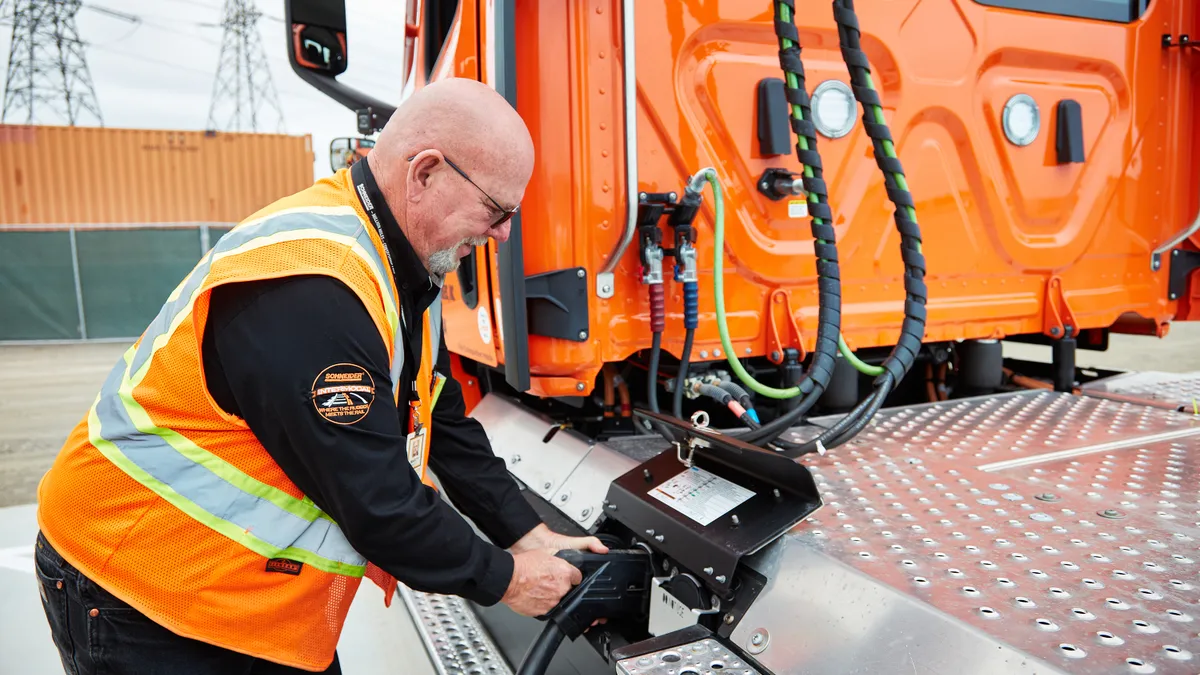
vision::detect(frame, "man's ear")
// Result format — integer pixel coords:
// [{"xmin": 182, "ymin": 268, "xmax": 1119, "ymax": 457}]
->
[{"xmin": 407, "ymin": 152, "xmax": 442, "ymax": 204}]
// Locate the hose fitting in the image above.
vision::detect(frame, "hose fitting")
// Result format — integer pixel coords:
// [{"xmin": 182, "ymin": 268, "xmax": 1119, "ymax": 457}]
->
[{"xmin": 648, "ymin": 283, "xmax": 665, "ymax": 333}]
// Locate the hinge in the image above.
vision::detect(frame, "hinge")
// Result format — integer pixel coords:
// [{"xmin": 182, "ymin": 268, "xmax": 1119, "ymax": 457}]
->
[
  {"xmin": 766, "ymin": 289, "xmax": 806, "ymax": 364},
  {"xmin": 1042, "ymin": 276, "xmax": 1078, "ymax": 338}
]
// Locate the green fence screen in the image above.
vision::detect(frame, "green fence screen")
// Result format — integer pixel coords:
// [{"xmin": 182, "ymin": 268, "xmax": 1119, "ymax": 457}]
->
[
  {"xmin": 0, "ymin": 231, "xmax": 81, "ymax": 340},
  {"xmin": 77, "ymin": 229, "xmax": 203, "ymax": 339},
  {"xmin": 0, "ymin": 225, "xmax": 231, "ymax": 341}
]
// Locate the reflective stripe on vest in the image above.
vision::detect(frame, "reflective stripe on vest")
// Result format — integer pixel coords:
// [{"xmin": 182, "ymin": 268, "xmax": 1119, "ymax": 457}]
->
[
  {"xmin": 429, "ymin": 289, "xmax": 443, "ymax": 367},
  {"xmin": 88, "ymin": 205, "xmax": 408, "ymax": 577}
]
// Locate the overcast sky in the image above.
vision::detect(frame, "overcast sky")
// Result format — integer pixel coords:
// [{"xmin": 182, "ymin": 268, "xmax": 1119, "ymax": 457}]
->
[{"xmin": 0, "ymin": 0, "xmax": 405, "ymax": 179}]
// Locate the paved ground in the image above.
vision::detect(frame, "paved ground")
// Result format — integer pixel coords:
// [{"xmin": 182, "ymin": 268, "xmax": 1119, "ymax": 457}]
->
[{"xmin": 0, "ymin": 342, "xmax": 129, "ymax": 508}]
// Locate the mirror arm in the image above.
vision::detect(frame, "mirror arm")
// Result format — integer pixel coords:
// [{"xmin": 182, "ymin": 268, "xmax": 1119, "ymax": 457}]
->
[
  {"xmin": 282, "ymin": 10, "xmax": 396, "ymax": 134},
  {"xmin": 289, "ymin": 66, "xmax": 396, "ymax": 134}
]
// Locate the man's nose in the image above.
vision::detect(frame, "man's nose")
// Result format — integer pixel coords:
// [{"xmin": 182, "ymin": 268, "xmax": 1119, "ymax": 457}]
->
[{"xmin": 491, "ymin": 220, "xmax": 512, "ymax": 244}]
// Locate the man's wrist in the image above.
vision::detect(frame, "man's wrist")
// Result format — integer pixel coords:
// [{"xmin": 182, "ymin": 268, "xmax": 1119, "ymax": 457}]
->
[{"xmin": 475, "ymin": 546, "xmax": 516, "ymax": 607}]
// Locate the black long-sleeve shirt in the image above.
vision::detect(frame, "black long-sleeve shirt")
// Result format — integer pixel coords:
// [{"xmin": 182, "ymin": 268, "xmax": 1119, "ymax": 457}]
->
[{"xmin": 198, "ymin": 162, "xmax": 541, "ymax": 606}]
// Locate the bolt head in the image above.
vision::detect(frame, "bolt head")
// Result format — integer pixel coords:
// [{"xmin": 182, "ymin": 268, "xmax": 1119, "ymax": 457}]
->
[
  {"xmin": 581, "ymin": 508, "xmax": 591, "ymax": 519},
  {"xmin": 745, "ymin": 347, "xmax": 752, "ymax": 354},
  {"xmin": 654, "ymin": 534, "xmax": 664, "ymax": 542},
  {"xmin": 576, "ymin": 269, "xmax": 585, "ymax": 278},
  {"xmin": 511, "ymin": 454, "xmax": 521, "ymax": 464},
  {"xmin": 543, "ymin": 482, "xmax": 552, "ymax": 490},
  {"xmin": 1050, "ymin": 327, "xmax": 1061, "ymax": 336},
  {"xmin": 704, "ymin": 567, "xmax": 714, "ymax": 575},
  {"xmin": 751, "ymin": 633, "xmax": 764, "ymax": 646},
  {"xmin": 578, "ymin": 330, "xmax": 588, "ymax": 339},
  {"xmin": 715, "ymin": 575, "xmax": 727, "ymax": 583},
  {"xmin": 699, "ymin": 350, "xmax": 709, "ymax": 358},
  {"xmin": 576, "ymin": 382, "xmax": 586, "ymax": 391},
  {"xmin": 770, "ymin": 351, "xmax": 781, "ymax": 361},
  {"xmin": 724, "ymin": 613, "xmax": 736, "ymax": 625},
  {"xmin": 559, "ymin": 493, "xmax": 570, "ymax": 503},
  {"xmin": 602, "ymin": 284, "xmax": 613, "ymax": 294}
]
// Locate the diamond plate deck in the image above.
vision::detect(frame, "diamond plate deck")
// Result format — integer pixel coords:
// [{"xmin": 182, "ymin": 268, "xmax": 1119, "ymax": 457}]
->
[
  {"xmin": 805, "ymin": 391, "xmax": 1199, "ymax": 467},
  {"xmin": 399, "ymin": 587, "xmax": 513, "ymax": 675},
  {"xmin": 1083, "ymin": 371, "xmax": 1200, "ymax": 413},
  {"xmin": 727, "ymin": 394, "xmax": 1200, "ymax": 674}
]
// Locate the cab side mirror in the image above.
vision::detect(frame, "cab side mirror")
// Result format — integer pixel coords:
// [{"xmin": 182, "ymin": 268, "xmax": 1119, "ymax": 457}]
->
[
  {"xmin": 329, "ymin": 137, "xmax": 374, "ymax": 173},
  {"xmin": 287, "ymin": 0, "xmax": 348, "ymax": 76}
]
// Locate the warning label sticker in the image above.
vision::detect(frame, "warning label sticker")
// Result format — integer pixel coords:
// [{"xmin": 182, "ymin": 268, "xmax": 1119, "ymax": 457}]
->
[
  {"xmin": 787, "ymin": 199, "xmax": 808, "ymax": 219},
  {"xmin": 649, "ymin": 467, "xmax": 755, "ymax": 526}
]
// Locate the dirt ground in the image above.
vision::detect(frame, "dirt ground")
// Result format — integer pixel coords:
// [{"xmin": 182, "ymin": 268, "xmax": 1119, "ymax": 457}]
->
[{"xmin": 2, "ymin": 324, "xmax": 1199, "ymax": 508}]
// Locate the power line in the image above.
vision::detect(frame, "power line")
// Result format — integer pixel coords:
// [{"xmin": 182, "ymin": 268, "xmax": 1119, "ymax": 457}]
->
[
  {"xmin": 2, "ymin": 0, "xmax": 104, "ymax": 125},
  {"xmin": 206, "ymin": 0, "xmax": 284, "ymax": 132}
]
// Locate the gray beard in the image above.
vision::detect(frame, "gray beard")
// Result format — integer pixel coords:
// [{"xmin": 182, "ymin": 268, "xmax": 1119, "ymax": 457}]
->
[{"xmin": 427, "ymin": 236, "xmax": 490, "ymax": 279}]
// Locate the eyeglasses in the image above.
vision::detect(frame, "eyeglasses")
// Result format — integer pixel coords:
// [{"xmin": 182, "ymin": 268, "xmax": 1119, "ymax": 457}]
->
[{"xmin": 407, "ymin": 153, "xmax": 518, "ymax": 227}]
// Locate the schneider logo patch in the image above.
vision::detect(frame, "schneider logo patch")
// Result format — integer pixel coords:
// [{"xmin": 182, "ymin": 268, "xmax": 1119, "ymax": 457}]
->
[
  {"xmin": 312, "ymin": 363, "xmax": 376, "ymax": 425},
  {"xmin": 265, "ymin": 558, "xmax": 304, "ymax": 576}
]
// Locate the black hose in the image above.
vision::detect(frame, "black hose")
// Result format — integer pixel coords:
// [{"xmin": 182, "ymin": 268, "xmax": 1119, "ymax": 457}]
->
[
  {"xmin": 728, "ymin": 0, "xmax": 844, "ymax": 448},
  {"xmin": 671, "ymin": 328, "xmax": 696, "ymax": 420},
  {"xmin": 697, "ymin": 383, "xmax": 733, "ymax": 406},
  {"xmin": 768, "ymin": 0, "xmax": 843, "ymax": 397},
  {"xmin": 794, "ymin": 371, "xmax": 895, "ymax": 455},
  {"xmin": 734, "ymin": 386, "xmax": 822, "ymax": 444},
  {"xmin": 717, "ymin": 380, "xmax": 753, "ymax": 410},
  {"xmin": 832, "ymin": 0, "xmax": 926, "ymax": 390},
  {"xmin": 648, "ymin": 332, "xmax": 663, "ymax": 414},
  {"xmin": 743, "ymin": 0, "xmax": 928, "ymax": 452},
  {"xmin": 516, "ymin": 622, "xmax": 567, "ymax": 675}
]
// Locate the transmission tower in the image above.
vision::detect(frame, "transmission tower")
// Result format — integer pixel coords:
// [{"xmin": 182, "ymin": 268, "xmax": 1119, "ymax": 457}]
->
[
  {"xmin": 2, "ymin": 0, "xmax": 104, "ymax": 126},
  {"xmin": 206, "ymin": 0, "xmax": 284, "ymax": 133}
]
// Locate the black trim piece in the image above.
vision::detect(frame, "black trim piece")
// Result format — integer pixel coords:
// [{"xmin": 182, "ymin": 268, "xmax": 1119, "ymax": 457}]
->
[
  {"xmin": 493, "ymin": 0, "xmax": 531, "ymax": 392},
  {"xmin": 526, "ymin": 267, "xmax": 590, "ymax": 342},
  {"xmin": 1168, "ymin": 248, "xmax": 1200, "ymax": 302},
  {"xmin": 756, "ymin": 78, "xmax": 790, "ymax": 157},
  {"xmin": 1055, "ymin": 100, "xmax": 1085, "ymax": 164},
  {"xmin": 972, "ymin": 0, "xmax": 1146, "ymax": 23}
]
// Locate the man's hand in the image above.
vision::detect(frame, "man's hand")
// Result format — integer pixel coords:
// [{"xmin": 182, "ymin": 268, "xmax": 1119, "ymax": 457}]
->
[
  {"xmin": 501, "ymin": 548, "xmax": 583, "ymax": 617},
  {"xmin": 510, "ymin": 523, "xmax": 609, "ymax": 556}
]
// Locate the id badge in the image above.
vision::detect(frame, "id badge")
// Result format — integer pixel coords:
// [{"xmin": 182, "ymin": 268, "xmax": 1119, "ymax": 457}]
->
[{"xmin": 406, "ymin": 427, "xmax": 427, "ymax": 472}]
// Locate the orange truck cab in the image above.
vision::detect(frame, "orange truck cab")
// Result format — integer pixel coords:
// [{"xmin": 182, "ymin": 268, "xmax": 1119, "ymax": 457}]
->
[{"xmin": 284, "ymin": 2, "xmax": 1200, "ymax": 673}]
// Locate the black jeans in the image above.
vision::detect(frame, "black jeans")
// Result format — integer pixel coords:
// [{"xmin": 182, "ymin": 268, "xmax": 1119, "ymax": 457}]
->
[{"xmin": 34, "ymin": 531, "xmax": 341, "ymax": 675}]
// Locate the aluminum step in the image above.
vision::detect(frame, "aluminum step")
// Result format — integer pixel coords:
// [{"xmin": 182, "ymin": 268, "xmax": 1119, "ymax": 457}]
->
[{"xmin": 399, "ymin": 586, "xmax": 513, "ymax": 675}]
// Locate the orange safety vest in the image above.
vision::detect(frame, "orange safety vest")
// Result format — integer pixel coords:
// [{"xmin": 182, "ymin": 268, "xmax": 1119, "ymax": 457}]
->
[{"xmin": 36, "ymin": 168, "xmax": 444, "ymax": 671}]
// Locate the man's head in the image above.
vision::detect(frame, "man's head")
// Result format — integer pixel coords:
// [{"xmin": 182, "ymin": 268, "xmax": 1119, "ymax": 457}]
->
[{"xmin": 365, "ymin": 77, "xmax": 534, "ymax": 281}]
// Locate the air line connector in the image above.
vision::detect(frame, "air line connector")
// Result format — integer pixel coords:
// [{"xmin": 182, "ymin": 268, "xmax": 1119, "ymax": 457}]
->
[
  {"xmin": 637, "ymin": 198, "xmax": 669, "ymax": 333},
  {"xmin": 671, "ymin": 174, "xmax": 705, "ymax": 330}
]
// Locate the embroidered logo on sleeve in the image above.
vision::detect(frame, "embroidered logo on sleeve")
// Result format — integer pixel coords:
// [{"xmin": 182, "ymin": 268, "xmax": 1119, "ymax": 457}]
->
[{"xmin": 311, "ymin": 363, "xmax": 376, "ymax": 425}]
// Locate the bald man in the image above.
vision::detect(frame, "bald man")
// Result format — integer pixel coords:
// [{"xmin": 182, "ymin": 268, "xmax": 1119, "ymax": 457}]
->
[{"xmin": 33, "ymin": 78, "xmax": 601, "ymax": 675}]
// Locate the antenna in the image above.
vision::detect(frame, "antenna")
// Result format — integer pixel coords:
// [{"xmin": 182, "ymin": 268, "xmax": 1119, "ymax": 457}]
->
[
  {"xmin": 206, "ymin": 0, "xmax": 285, "ymax": 132},
  {"xmin": 2, "ymin": 0, "xmax": 104, "ymax": 125}
]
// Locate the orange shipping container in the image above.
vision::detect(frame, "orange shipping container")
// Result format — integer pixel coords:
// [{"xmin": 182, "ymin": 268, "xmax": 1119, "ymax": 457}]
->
[{"xmin": 0, "ymin": 124, "xmax": 314, "ymax": 227}]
